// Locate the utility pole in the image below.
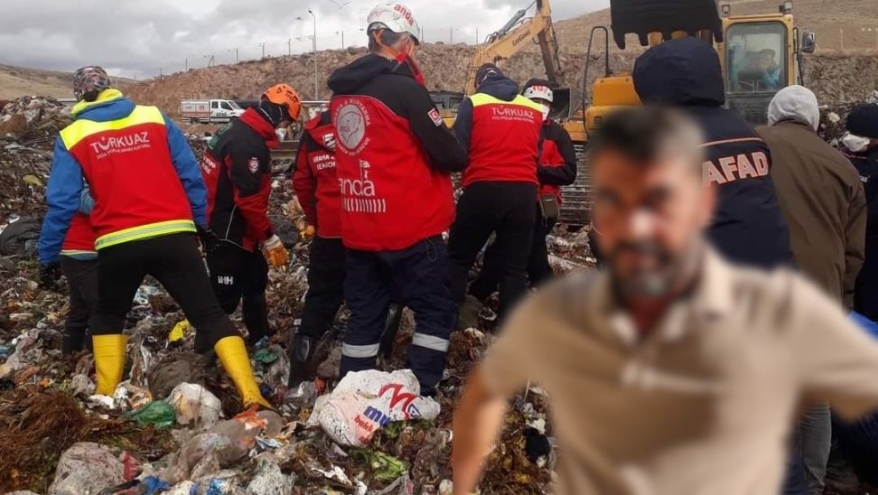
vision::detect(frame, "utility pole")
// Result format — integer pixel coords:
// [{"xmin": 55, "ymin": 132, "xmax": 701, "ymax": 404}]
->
[
  {"xmin": 337, "ymin": 31, "xmax": 345, "ymax": 49},
  {"xmin": 185, "ymin": 58, "xmax": 188, "ymax": 71},
  {"xmin": 288, "ymin": 39, "xmax": 293, "ymax": 56},
  {"xmin": 476, "ymin": 27, "xmax": 479, "ymax": 44},
  {"xmin": 450, "ymin": 27, "xmax": 453, "ymax": 44},
  {"xmin": 309, "ymin": 10, "xmax": 319, "ymax": 99},
  {"xmin": 256, "ymin": 42, "xmax": 266, "ymax": 59},
  {"xmin": 840, "ymin": 28, "xmax": 844, "ymax": 51}
]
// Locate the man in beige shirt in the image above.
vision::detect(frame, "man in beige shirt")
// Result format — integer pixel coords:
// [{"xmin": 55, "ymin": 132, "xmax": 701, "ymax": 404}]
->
[{"xmin": 452, "ymin": 106, "xmax": 878, "ymax": 495}]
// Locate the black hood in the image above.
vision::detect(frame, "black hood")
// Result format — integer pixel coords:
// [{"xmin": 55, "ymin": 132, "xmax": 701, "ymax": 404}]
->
[
  {"xmin": 327, "ymin": 53, "xmax": 414, "ymax": 94},
  {"xmin": 632, "ymin": 38, "xmax": 725, "ymax": 107},
  {"xmin": 476, "ymin": 76, "xmax": 520, "ymax": 102}
]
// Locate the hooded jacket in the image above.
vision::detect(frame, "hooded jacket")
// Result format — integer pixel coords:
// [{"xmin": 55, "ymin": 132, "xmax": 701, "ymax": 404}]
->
[
  {"xmin": 844, "ymin": 146, "xmax": 878, "ymax": 319},
  {"xmin": 537, "ymin": 119, "xmax": 578, "ymax": 203},
  {"xmin": 757, "ymin": 90, "xmax": 866, "ymax": 309},
  {"xmin": 202, "ymin": 108, "xmax": 278, "ymax": 251},
  {"xmin": 454, "ymin": 76, "xmax": 543, "ymax": 188},
  {"xmin": 633, "ymin": 38, "xmax": 793, "ymax": 269},
  {"xmin": 38, "ymin": 89, "xmax": 206, "ymax": 265},
  {"xmin": 293, "ymin": 111, "xmax": 341, "ymax": 239},
  {"xmin": 327, "ymin": 53, "xmax": 466, "ymax": 251}
]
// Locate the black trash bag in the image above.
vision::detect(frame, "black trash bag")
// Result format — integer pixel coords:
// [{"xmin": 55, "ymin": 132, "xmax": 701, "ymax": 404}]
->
[{"xmin": 0, "ymin": 216, "xmax": 41, "ymax": 258}]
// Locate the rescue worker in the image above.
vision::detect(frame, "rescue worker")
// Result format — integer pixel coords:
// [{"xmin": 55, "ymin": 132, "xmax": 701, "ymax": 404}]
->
[
  {"xmin": 631, "ymin": 38, "xmax": 793, "ymax": 269},
  {"xmin": 289, "ymin": 110, "xmax": 343, "ymax": 386},
  {"xmin": 37, "ymin": 66, "xmax": 270, "ymax": 408},
  {"xmin": 39, "ymin": 186, "xmax": 98, "ymax": 355},
  {"xmin": 842, "ymin": 103, "xmax": 878, "ymax": 321},
  {"xmin": 758, "ymin": 86, "xmax": 867, "ymax": 495},
  {"xmin": 201, "ymin": 84, "xmax": 300, "ymax": 345},
  {"xmin": 461, "ymin": 79, "xmax": 577, "ymax": 327},
  {"xmin": 448, "ymin": 64, "xmax": 543, "ymax": 326},
  {"xmin": 326, "ymin": 2, "xmax": 467, "ymax": 395}
]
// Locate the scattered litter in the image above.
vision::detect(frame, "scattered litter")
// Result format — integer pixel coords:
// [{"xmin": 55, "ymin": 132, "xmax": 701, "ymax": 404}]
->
[
  {"xmin": 168, "ymin": 319, "xmax": 191, "ymax": 343},
  {"xmin": 47, "ymin": 442, "xmax": 127, "ymax": 495},
  {"xmin": 129, "ymin": 400, "xmax": 177, "ymax": 428},
  {"xmin": 310, "ymin": 369, "xmax": 441, "ymax": 447}
]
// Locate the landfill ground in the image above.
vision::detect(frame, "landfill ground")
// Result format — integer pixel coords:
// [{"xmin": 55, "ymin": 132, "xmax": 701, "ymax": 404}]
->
[{"xmin": 1, "ymin": 96, "xmax": 877, "ymax": 495}]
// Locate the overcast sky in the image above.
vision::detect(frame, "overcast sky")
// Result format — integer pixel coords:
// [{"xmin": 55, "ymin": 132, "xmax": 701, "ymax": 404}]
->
[{"xmin": 0, "ymin": 0, "xmax": 608, "ymax": 79}]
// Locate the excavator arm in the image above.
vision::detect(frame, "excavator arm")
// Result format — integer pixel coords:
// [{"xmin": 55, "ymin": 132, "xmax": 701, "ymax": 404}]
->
[{"xmin": 464, "ymin": 0, "xmax": 565, "ymax": 96}]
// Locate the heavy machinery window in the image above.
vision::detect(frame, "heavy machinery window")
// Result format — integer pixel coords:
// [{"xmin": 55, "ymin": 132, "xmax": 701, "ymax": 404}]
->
[{"xmin": 726, "ymin": 22, "xmax": 786, "ymax": 93}]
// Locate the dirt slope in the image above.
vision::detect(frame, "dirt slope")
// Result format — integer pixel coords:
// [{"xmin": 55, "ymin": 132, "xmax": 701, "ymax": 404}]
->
[{"xmin": 0, "ymin": 65, "xmax": 73, "ymax": 100}]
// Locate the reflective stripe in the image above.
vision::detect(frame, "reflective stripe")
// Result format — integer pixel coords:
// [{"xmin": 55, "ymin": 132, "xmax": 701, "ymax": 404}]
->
[
  {"xmin": 411, "ymin": 333, "xmax": 450, "ymax": 352},
  {"xmin": 469, "ymin": 93, "xmax": 544, "ymax": 112},
  {"xmin": 342, "ymin": 343, "xmax": 381, "ymax": 358},
  {"xmin": 61, "ymin": 249, "xmax": 97, "ymax": 255},
  {"xmin": 60, "ymin": 105, "xmax": 166, "ymax": 150},
  {"xmin": 95, "ymin": 219, "xmax": 195, "ymax": 250}
]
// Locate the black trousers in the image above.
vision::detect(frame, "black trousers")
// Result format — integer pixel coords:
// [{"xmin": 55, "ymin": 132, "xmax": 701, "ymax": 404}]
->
[
  {"xmin": 60, "ymin": 256, "xmax": 99, "ymax": 355},
  {"xmin": 299, "ymin": 236, "xmax": 346, "ymax": 339},
  {"xmin": 469, "ymin": 204, "xmax": 556, "ymax": 303},
  {"xmin": 448, "ymin": 181, "xmax": 537, "ymax": 319},
  {"xmin": 207, "ymin": 243, "xmax": 271, "ymax": 344},
  {"xmin": 342, "ymin": 235, "xmax": 455, "ymax": 395},
  {"xmin": 91, "ymin": 233, "xmax": 237, "ymax": 353}
]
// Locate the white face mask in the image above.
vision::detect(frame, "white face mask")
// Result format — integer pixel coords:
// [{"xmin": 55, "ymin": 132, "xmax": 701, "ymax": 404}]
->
[
  {"xmin": 842, "ymin": 132, "xmax": 871, "ymax": 153},
  {"xmin": 541, "ymin": 104, "xmax": 551, "ymax": 121}
]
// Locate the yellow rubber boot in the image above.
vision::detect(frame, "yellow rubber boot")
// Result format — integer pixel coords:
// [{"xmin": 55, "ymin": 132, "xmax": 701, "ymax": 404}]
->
[
  {"xmin": 214, "ymin": 336, "xmax": 273, "ymax": 409},
  {"xmin": 92, "ymin": 334, "xmax": 128, "ymax": 396}
]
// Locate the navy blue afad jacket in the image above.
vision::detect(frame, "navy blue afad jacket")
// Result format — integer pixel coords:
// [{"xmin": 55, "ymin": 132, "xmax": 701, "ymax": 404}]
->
[{"xmin": 633, "ymin": 38, "xmax": 794, "ymax": 269}]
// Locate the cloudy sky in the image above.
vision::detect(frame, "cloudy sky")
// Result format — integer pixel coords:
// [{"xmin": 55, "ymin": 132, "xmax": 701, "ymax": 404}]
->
[{"xmin": 0, "ymin": 0, "xmax": 608, "ymax": 79}]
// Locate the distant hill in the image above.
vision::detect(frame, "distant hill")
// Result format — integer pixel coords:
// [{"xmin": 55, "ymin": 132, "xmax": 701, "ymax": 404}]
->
[{"xmin": 0, "ymin": 65, "xmax": 135, "ymax": 100}]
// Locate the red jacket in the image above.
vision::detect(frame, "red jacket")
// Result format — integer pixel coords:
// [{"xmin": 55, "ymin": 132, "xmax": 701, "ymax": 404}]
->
[
  {"xmin": 459, "ymin": 93, "xmax": 543, "ymax": 189},
  {"xmin": 60, "ymin": 97, "xmax": 198, "ymax": 250},
  {"xmin": 61, "ymin": 213, "xmax": 97, "ymax": 255},
  {"xmin": 293, "ymin": 113, "xmax": 342, "ymax": 239},
  {"xmin": 202, "ymin": 109, "xmax": 277, "ymax": 251},
  {"xmin": 536, "ymin": 120, "xmax": 578, "ymax": 204},
  {"xmin": 330, "ymin": 95, "xmax": 454, "ymax": 251}
]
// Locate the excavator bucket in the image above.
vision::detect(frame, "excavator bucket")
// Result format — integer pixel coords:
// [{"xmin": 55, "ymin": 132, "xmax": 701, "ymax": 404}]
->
[
  {"xmin": 551, "ymin": 88, "xmax": 571, "ymax": 121},
  {"xmin": 610, "ymin": 0, "xmax": 723, "ymax": 49}
]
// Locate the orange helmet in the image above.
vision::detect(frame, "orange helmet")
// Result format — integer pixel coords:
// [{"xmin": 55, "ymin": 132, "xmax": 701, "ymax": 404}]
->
[{"xmin": 263, "ymin": 84, "xmax": 302, "ymax": 121}]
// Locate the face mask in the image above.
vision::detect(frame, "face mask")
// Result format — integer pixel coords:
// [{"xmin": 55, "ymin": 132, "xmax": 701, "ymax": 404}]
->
[
  {"xmin": 541, "ymin": 104, "xmax": 551, "ymax": 121},
  {"xmin": 842, "ymin": 132, "xmax": 871, "ymax": 153}
]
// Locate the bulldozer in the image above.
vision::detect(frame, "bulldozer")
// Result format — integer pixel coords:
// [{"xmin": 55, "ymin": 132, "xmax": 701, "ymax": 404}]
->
[
  {"xmin": 430, "ymin": 0, "xmax": 570, "ymax": 125},
  {"xmin": 557, "ymin": 0, "xmax": 816, "ymax": 226}
]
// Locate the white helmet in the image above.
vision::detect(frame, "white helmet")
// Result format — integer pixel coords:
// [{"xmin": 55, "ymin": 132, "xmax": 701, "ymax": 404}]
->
[
  {"xmin": 523, "ymin": 84, "xmax": 554, "ymax": 103},
  {"xmin": 367, "ymin": 2, "xmax": 421, "ymax": 45}
]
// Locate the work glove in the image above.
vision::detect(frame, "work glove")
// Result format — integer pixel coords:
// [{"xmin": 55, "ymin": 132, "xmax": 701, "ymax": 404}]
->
[
  {"xmin": 196, "ymin": 225, "xmax": 219, "ymax": 255},
  {"xmin": 38, "ymin": 262, "xmax": 62, "ymax": 290},
  {"xmin": 300, "ymin": 225, "xmax": 316, "ymax": 241},
  {"xmin": 262, "ymin": 234, "xmax": 289, "ymax": 268}
]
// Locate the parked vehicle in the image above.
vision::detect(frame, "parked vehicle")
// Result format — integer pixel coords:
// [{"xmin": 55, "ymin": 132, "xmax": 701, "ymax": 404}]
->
[{"xmin": 180, "ymin": 99, "xmax": 245, "ymax": 124}]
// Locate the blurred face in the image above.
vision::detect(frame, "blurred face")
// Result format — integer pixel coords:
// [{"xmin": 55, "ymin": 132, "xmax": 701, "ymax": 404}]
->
[
  {"xmin": 757, "ymin": 54, "xmax": 773, "ymax": 70},
  {"xmin": 592, "ymin": 148, "xmax": 715, "ymax": 298}
]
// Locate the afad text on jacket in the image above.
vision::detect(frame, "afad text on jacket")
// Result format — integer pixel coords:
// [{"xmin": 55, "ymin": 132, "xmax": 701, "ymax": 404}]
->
[
  {"xmin": 293, "ymin": 111, "xmax": 342, "ymax": 239},
  {"xmin": 633, "ymin": 38, "xmax": 793, "ymax": 269}
]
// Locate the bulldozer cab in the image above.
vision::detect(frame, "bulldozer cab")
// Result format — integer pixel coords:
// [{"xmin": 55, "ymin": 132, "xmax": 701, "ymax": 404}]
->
[{"xmin": 718, "ymin": 3, "xmax": 812, "ymax": 124}]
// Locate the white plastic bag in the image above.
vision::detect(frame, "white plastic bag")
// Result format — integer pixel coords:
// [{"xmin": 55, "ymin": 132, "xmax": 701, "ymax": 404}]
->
[
  {"xmin": 168, "ymin": 382, "xmax": 223, "ymax": 428},
  {"xmin": 310, "ymin": 369, "xmax": 440, "ymax": 447}
]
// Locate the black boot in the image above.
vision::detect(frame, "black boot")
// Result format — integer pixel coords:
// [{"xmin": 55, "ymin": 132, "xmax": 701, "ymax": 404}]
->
[{"xmin": 288, "ymin": 334, "xmax": 315, "ymax": 387}]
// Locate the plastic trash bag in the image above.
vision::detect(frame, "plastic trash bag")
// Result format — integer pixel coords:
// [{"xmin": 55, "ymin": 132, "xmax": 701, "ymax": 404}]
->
[
  {"xmin": 129, "ymin": 400, "xmax": 176, "ymax": 429},
  {"xmin": 168, "ymin": 382, "xmax": 223, "ymax": 428},
  {"xmin": 310, "ymin": 369, "xmax": 440, "ymax": 447},
  {"xmin": 48, "ymin": 443, "xmax": 126, "ymax": 495},
  {"xmin": 246, "ymin": 461, "xmax": 293, "ymax": 495}
]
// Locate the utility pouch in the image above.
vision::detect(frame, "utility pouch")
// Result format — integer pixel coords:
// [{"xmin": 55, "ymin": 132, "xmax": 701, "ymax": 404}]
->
[{"xmin": 539, "ymin": 193, "xmax": 560, "ymax": 220}]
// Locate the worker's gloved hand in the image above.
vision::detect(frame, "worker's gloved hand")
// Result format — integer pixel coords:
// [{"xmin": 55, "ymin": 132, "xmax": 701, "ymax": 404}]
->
[
  {"xmin": 262, "ymin": 235, "xmax": 289, "ymax": 268},
  {"xmin": 38, "ymin": 262, "xmax": 62, "ymax": 290},
  {"xmin": 196, "ymin": 225, "xmax": 219, "ymax": 255},
  {"xmin": 300, "ymin": 225, "xmax": 316, "ymax": 241}
]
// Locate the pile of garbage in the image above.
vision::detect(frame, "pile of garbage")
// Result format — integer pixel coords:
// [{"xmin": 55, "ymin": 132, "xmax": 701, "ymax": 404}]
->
[
  {"xmin": 0, "ymin": 125, "xmax": 582, "ymax": 494},
  {"xmin": 0, "ymin": 96, "xmax": 70, "ymax": 142},
  {"xmin": 819, "ymin": 90, "xmax": 878, "ymax": 145}
]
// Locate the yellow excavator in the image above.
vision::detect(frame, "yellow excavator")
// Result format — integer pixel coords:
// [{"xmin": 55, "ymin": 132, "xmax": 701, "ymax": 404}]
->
[
  {"xmin": 557, "ymin": 0, "xmax": 815, "ymax": 225},
  {"xmin": 430, "ymin": 0, "xmax": 569, "ymax": 124}
]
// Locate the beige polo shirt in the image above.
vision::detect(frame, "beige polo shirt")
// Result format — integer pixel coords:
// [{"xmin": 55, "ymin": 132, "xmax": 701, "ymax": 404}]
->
[{"xmin": 482, "ymin": 248, "xmax": 878, "ymax": 495}]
